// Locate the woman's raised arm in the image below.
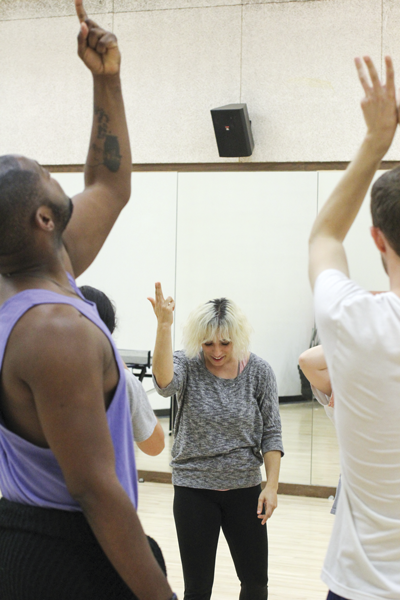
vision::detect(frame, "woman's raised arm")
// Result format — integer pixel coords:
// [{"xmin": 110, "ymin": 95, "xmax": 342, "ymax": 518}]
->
[{"xmin": 148, "ymin": 282, "xmax": 175, "ymax": 389}]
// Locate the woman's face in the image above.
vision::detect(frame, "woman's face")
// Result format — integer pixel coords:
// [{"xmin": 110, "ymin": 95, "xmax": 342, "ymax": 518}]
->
[{"xmin": 201, "ymin": 339, "xmax": 235, "ymax": 369}]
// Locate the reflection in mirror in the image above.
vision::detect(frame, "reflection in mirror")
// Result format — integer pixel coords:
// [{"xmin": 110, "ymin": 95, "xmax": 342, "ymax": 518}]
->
[
  {"xmin": 134, "ymin": 384, "xmax": 173, "ymax": 476},
  {"xmin": 118, "ymin": 338, "xmax": 340, "ymax": 488},
  {"xmin": 273, "ymin": 400, "xmax": 312, "ymax": 485},
  {"xmin": 66, "ymin": 169, "xmax": 383, "ymax": 491},
  {"xmin": 310, "ymin": 396, "xmax": 340, "ymax": 487},
  {"xmin": 134, "ymin": 414, "xmax": 172, "ymax": 476},
  {"xmin": 134, "ymin": 387, "xmax": 341, "ymax": 490},
  {"xmin": 134, "ymin": 387, "xmax": 318, "ymax": 487}
]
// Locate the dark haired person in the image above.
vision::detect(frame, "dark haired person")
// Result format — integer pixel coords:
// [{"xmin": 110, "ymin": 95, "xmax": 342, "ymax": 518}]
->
[
  {"xmin": 0, "ymin": 2, "xmax": 173, "ymax": 599},
  {"xmin": 80, "ymin": 285, "xmax": 165, "ymax": 456},
  {"xmin": 79, "ymin": 285, "xmax": 118, "ymax": 335},
  {"xmin": 148, "ymin": 283, "xmax": 283, "ymax": 600},
  {"xmin": 308, "ymin": 56, "xmax": 400, "ymax": 600}
]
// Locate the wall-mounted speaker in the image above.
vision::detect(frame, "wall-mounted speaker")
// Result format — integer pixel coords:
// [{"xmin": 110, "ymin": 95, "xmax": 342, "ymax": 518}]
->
[{"xmin": 211, "ymin": 103, "xmax": 254, "ymax": 157}]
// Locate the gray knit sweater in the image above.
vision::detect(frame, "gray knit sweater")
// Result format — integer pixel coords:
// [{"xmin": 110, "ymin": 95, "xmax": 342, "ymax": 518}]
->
[{"xmin": 153, "ymin": 351, "xmax": 284, "ymax": 490}]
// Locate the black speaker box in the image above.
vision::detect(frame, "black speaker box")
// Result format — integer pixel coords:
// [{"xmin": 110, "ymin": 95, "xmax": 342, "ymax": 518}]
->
[{"xmin": 211, "ymin": 103, "xmax": 254, "ymax": 157}]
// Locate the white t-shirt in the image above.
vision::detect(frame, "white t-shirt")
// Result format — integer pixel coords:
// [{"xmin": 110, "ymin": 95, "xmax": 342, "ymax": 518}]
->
[
  {"xmin": 125, "ymin": 370, "xmax": 157, "ymax": 443},
  {"xmin": 314, "ymin": 269, "xmax": 400, "ymax": 600}
]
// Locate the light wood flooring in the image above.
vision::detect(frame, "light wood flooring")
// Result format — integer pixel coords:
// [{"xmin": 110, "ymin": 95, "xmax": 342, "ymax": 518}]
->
[{"xmin": 138, "ymin": 482, "xmax": 333, "ymax": 600}]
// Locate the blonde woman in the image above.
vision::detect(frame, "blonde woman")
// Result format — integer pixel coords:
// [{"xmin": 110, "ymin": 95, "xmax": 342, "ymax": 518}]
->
[{"xmin": 148, "ymin": 283, "xmax": 284, "ymax": 600}]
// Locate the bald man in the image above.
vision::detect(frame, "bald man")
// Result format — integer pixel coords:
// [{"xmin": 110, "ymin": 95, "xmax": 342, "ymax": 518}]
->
[{"xmin": 0, "ymin": 3, "xmax": 173, "ymax": 600}]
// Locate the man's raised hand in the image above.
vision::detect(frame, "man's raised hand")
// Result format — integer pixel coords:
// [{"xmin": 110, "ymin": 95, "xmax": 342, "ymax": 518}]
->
[
  {"xmin": 355, "ymin": 55, "xmax": 398, "ymax": 156},
  {"xmin": 75, "ymin": 0, "xmax": 121, "ymax": 76}
]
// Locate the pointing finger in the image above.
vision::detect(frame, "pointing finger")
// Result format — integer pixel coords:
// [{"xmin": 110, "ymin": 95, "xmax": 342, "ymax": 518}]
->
[
  {"xmin": 75, "ymin": 0, "xmax": 88, "ymax": 23},
  {"xmin": 155, "ymin": 282, "xmax": 164, "ymax": 302},
  {"xmin": 77, "ymin": 22, "xmax": 89, "ymax": 58}
]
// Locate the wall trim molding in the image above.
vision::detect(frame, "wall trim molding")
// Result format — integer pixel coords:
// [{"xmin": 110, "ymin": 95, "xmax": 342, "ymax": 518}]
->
[
  {"xmin": 137, "ymin": 470, "xmax": 337, "ymax": 498},
  {"xmin": 46, "ymin": 161, "xmax": 400, "ymax": 173}
]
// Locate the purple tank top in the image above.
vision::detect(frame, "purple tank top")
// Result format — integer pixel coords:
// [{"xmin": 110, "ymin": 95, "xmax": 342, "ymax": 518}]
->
[{"xmin": 0, "ymin": 274, "xmax": 138, "ymax": 511}]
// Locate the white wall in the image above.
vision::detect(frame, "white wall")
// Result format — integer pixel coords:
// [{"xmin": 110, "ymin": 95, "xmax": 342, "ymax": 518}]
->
[
  {"xmin": 74, "ymin": 172, "xmax": 178, "ymax": 349},
  {"xmin": 2, "ymin": 0, "xmax": 400, "ymax": 164},
  {"xmin": 54, "ymin": 168, "xmax": 390, "ymax": 408},
  {"xmin": 174, "ymin": 172, "xmax": 316, "ymax": 395},
  {"xmin": 54, "ymin": 172, "xmax": 178, "ymax": 410},
  {"xmin": 318, "ymin": 171, "xmax": 390, "ymax": 292}
]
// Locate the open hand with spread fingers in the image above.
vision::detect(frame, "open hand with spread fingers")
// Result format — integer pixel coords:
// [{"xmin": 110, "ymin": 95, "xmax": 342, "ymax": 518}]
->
[
  {"xmin": 354, "ymin": 55, "xmax": 398, "ymax": 156},
  {"xmin": 148, "ymin": 283, "xmax": 175, "ymax": 327},
  {"xmin": 75, "ymin": 0, "xmax": 120, "ymax": 76}
]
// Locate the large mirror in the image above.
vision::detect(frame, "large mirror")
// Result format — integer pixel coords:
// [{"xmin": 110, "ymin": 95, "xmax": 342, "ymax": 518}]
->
[{"xmin": 55, "ymin": 169, "xmax": 388, "ymax": 489}]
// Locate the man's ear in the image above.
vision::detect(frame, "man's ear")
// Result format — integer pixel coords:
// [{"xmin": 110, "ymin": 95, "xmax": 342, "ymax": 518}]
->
[
  {"xmin": 35, "ymin": 206, "xmax": 55, "ymax": 232},
  {"xmin": 370, "ymin": 226, "xmax": 387, "ymax": 253}
]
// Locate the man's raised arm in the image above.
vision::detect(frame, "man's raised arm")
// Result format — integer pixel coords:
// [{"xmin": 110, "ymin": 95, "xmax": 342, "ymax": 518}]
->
[
  {"xmin": 63, "ymin": 0, "xmax": 132, "ymax": 277},
  {"xmin": 308, "ymin": 56, "xmax": 398, "ymax": 289}
]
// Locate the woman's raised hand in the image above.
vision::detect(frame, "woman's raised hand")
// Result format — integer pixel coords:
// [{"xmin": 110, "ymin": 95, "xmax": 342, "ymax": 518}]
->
[{"xmin": 148, "ymin": 282, "xmax": 175, "ymax": 326}]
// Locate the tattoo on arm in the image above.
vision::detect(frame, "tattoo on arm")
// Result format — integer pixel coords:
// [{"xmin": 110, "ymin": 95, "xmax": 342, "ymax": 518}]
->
[{"xmin": 90, "ymin": 106, "xmax": 122, "ymax": 173}]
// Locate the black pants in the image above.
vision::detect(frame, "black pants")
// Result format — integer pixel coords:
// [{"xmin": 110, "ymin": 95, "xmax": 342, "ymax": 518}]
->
[
  {"xmin": 327, "ymin": 593, "xmax": 349, "ymax": 600},
  {"xmin": 0, "ymin": 497, "xmax": 166, "ymax": 600},
  {"xmin": 174, "ymin": 485, "xmax": 268, "ymax": 600}
]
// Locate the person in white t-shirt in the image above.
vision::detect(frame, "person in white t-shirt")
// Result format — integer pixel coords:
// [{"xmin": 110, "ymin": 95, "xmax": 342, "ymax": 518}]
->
[
  {"xmin": 80, "ymin": 285, "xmax": 165, "ymax": 456},
  {"xmin": 308, "ymin": 55, "xmax": 400, "ymax": 600}
]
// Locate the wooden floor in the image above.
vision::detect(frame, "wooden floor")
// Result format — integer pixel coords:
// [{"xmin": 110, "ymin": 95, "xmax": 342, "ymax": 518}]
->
[{"xmin": 138, "ymin": 482, "xmax": 333, "ymax": 600}]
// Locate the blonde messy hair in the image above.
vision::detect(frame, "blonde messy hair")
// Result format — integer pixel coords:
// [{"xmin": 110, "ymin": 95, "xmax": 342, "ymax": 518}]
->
[{"xmin": 182, "ymin": 298, "xmax": 253, "ymax": 361}]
